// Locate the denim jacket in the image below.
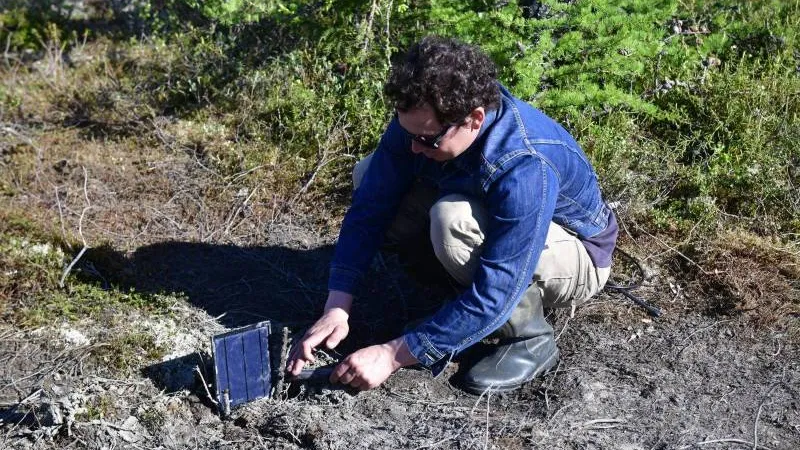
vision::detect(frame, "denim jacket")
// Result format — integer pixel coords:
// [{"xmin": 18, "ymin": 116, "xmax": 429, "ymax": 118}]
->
[{"xmin": 328, "ymin": 85, "xmax": 613, "ymax": 375}]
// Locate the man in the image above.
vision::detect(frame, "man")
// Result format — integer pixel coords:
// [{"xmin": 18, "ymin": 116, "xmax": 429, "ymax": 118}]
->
[{"xmin": 286, "ymin": 36, "xmax": 617, "ymax": 394}]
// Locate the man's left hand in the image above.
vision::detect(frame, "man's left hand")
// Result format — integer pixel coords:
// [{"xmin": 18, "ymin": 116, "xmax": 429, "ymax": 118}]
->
[{"xmin": 330, "ymin": 337, "xmax": 418, "ymax": 390}]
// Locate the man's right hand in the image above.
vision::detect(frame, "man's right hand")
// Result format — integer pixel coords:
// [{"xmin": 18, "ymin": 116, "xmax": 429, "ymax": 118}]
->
[{"xmin": 285, "ymin": 291, "xmax": 352, "ymax": 376}]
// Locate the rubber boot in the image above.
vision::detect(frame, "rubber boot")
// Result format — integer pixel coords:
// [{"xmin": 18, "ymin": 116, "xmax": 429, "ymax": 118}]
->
[{"xmin": 459, "ymin": 285, "xmax": 559, "ymax": 394}]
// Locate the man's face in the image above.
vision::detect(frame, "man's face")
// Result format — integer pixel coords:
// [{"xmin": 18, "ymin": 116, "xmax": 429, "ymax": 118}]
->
[{"xmin": 396, "ymin": 104, "xmax": 484, "ymax": 162}]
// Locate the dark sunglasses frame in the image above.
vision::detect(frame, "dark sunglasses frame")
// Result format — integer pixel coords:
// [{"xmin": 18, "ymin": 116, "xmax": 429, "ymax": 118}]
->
[{"xmin": 395, "ymin": 113, "xmax": 455, "ymax": 150}]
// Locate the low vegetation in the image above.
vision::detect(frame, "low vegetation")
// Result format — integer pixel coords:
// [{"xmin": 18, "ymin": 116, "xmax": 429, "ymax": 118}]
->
[
  {"xmin": 3, "ymin": 0, "xmax": 798, "ymax": 230},
  {"xmin": 0, "ymin": 0, "xmax": 796, "ymax": 348},
  {"xmin": 0, "ymin": 2, "xmax": 797, "ymax": 448},
  {"xmin": 0, "ymin": 0, "xmax": 796, "ymax": 345}
]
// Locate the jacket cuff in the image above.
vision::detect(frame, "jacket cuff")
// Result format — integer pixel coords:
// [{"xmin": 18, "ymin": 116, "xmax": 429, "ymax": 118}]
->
[
  {"xmin": 403, "ymin": 331, "xmax": 451, "ymax": 377},
  {"xmin": 327, "ymin": 266, "xmax": 362, "ymax": 294}
]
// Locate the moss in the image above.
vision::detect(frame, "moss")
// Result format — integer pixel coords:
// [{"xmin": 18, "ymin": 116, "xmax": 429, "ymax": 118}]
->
[
  {"xmin": 77, "ymin": 394, "xmax": 117, "ymax": 421},
  {"xmin": 93, "ymin": 331, "xmax": 166, "ymax": 375},
  {"xmin": 0, "ymin": 226, "xmax": 174, "ymax": 327},
  {"xmin": 138, "ymin": 406, "xmax": 167, "ymax": 434}
]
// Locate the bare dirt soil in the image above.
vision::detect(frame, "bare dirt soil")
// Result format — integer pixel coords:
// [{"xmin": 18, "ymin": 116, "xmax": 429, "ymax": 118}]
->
[{"xmin": 1, "ymin": 123, "xmax": 798, "ymax": 450}]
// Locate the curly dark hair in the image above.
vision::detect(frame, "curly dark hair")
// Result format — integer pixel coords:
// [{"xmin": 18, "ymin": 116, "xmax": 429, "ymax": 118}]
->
[{"xmin": 384, "ymin": 36, "xmax": 500, "ymax": 124}]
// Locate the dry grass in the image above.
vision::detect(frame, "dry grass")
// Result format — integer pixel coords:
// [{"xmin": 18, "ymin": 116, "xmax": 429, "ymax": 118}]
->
[{"xmin": 676, "ymin": 230, "xmax": 800, "ymax": 327}]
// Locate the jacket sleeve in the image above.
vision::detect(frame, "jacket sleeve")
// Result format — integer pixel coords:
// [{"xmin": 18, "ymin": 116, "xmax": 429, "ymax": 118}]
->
[
  {"xmin": 328, "ymin": 117, "xmax": 416, "ymax": 294},
  {"xmin": 403, "ymin": 155, "xmax": 559, "ymax": 373}
]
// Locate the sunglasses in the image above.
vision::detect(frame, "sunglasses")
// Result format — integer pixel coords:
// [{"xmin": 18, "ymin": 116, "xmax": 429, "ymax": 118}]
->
[{"xmin": 395, "ymin": 113, "xmax": 455, "ymax": 150}]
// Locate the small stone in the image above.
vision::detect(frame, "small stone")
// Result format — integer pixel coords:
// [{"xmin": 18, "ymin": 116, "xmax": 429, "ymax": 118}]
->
[
  {"xmin": 119, "ymin": 416, "xmax": 141, "ymax": 443},
  {"xmin": 387, "ymin": 404, "xmax": 407, "ymax": 421}
]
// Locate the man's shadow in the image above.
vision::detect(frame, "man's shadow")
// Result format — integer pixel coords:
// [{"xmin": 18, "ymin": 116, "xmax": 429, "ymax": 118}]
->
[
  {"xmin": 76, "ymin": 240, "xmax": 458, "ymax": 398},
  {"xmin": 84, "ymin": 241, "xmax": 437, "ymax": 346}
]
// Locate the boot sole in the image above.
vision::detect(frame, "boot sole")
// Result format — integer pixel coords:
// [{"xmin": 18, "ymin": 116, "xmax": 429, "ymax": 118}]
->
[{"xmin": 458, "ymin": 348, "xmax": 560, "ymax": 396}]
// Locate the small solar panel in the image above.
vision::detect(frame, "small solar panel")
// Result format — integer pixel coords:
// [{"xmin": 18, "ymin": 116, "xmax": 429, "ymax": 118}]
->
[{"xmin": 211, "ymin": 321, "xmax": 273, "ymax": 415}]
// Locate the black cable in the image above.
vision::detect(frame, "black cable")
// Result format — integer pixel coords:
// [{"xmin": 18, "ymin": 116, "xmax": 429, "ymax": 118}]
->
[
  {"xmin": 604, "ymin": 247, "xmax": 645, "ymax": 290},
  {"xmin": 604, "ymin": 247, "xmax": 662, "ymax": 318}
]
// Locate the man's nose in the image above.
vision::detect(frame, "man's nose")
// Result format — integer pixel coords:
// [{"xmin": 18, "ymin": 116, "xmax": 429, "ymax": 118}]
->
[{"xmin": 410, "ymin": 141, "xmax": 425, "ymax": 154}]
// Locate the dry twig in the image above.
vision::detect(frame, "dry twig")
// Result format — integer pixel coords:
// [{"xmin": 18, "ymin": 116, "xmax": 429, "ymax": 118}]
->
[
  {"xmin": 59, "ymin": 166, "xmax": 92, "ymax": 288},
  {"xmin": 578, "ymin": 418, "xmax": 626, "ymax": 430},
  {"xmin": 272, "ymin": 326, "xmax": 291, "ymax": 400},
  {"xmin": 638, "ymin": 225, "xmax": 711, "ymax": 275},
  {"xmin": 360, "ymin": 0, "xmax": 379, "ymax": 54},
  {"xmin": 555, "ymin": 315, "xmax": 571, "ymax": 342},
  {"xmin": 54, "ymin": 186, "xmax": 69, "ymax": 246},
  {"xmin": 194, "ymin": 365, "xmax": 219, "ymax": 407},
  {"xmin": 678, "ymin": 438, "xmax": 772, "ymax": 450},
  {"xmin": 753, "ymin": 382, "xmax": 783, "ymax": 450}
]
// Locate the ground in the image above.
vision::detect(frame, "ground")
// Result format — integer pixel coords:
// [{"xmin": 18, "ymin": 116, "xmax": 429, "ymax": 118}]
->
[{"xmin": 1, "ymin": 113, "xmax": 798, "ymax": 450}]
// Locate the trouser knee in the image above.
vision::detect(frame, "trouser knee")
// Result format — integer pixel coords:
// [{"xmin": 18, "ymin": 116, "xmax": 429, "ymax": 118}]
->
[
  {"xmin": 429, "ymin": 194, "xmax": 488, "ymax": 287},
  {"xmin": 533, "ymin": 223, "xmax": 610, "ymax": 310}
]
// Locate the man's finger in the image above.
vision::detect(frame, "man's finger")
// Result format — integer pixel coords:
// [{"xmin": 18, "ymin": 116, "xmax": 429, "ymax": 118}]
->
[
  {"xmin": 288, "ymin": 334, "xmax": 310, "ymax": 360},
  {"xmin": 338, "ymin": 361, "xmax": 361, "ymax": 386},
  {"xmin": 288, "ymin": 359, "xmax": 306, "ymax": 376},
  {"xmin": 339, "ymin": 370, "xmax": 357, "ymax": 385},
  {"xmin": 301, "ymin": 341, "xmax": 318, "ymax": 363},
  {"xmin": 330, "ymin": 362, "xmax": 350, "ymax": 384},
  {"xmin": 302, "ymin": 326, "xmax": 334, "ymax": 357},
  {"xmin": 286, "ymin": 344, "xmax": 300, "ymax": 364},
  {"xmin": 286, "ymin": 344, "xmax": 304, "ymax": 370},
  {"xmin": 325, "ymin": 327, "xmax": 346, "ymax": 349}
]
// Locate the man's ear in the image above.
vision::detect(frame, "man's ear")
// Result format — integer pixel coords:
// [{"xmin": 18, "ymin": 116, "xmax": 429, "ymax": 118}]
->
[{"xmin": 469, "ymin": 107, "xmax": 486, "ymax": 130}]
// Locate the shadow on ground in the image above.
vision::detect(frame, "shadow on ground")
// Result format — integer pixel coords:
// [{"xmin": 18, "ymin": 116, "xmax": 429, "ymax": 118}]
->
[
  {"xmin": 79, "ymin": 241, "xmax": 454, "ymax": 354},
  {"xmin": 74, "ymin": 240, "xmax": 439, "ymax": 397}
]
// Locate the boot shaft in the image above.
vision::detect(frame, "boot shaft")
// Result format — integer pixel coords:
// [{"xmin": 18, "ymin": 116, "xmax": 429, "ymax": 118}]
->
[{"xmin": 495, "ymin": 284, "xmax": 554, "ymax": 339}]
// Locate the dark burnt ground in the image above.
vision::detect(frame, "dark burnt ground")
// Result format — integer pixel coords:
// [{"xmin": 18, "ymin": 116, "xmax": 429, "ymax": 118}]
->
[
  {"xmin": 226, "ymin": 272, "xmax": 800, "ymax": 450},
  {"xmin": 1, "ymin": 124, "xmax": 798, "ymax": 449}
]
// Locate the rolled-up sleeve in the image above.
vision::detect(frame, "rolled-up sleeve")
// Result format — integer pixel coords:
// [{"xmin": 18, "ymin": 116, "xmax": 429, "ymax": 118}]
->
[{"xmin": 403, "ymin": 155, "xmax": 559, "ymax": 375}]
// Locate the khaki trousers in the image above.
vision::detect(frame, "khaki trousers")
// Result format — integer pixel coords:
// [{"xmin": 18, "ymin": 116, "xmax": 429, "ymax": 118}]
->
[{"xmin": 354, "ymin": 153, "xmax": 610, "ymax": 310}]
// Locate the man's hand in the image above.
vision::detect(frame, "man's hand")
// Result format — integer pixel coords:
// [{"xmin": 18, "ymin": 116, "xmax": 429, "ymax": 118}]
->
[
  {"xmin": 286, "ymin": 301, "xmax": 350, "ymax": 376},
  {"xmin": 330, "ymin": 337, "xmax": 418, "ymax": 390}
]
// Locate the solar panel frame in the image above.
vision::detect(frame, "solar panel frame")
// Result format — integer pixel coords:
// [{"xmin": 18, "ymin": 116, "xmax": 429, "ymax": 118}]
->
[{"xmin": 211, "ymin": 321, "xmax": 273, "ymax": 415}]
